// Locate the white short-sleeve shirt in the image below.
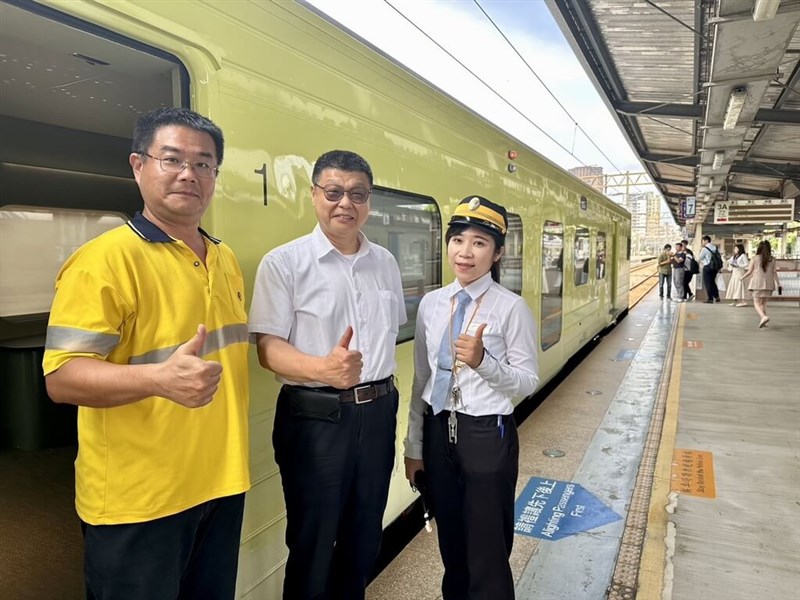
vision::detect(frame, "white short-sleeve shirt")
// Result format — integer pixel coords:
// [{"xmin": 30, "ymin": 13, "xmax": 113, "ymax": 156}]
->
[{"xmin": 249, "ymin": 225, "xmax": 407, "ymax": 386}]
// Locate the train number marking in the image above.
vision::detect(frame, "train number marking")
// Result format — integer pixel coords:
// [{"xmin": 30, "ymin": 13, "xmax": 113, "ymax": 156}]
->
[{"xmin": 254, "ymin": 163, "xmax": 268, "ymax": 206}]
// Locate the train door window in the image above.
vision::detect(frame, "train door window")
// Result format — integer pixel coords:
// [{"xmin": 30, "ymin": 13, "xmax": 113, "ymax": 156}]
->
[
  {"xmin": 0, "ymin": 206, "xmax": 126, "ymax": 318},
  {"xmin": 540, "ymin": 220, "xmax": 563, "ymax": 351},
  {"xmin": 499, "ymin": 213, "xmax": 522, "ymax": 294},
  {"xmin": 574, "ymin": 226, "xmax": 590, "ymax": 286},
  {"xmin": 0, "ymin": 1, "xmax": 188, "ymax": 324},
  {"xmin": 596, "ymin": 231, "xmax": 607, "ymax": 279},
  {"xmin": 362, "ymin": 189, "xmax": 441, "ymax": 343}
]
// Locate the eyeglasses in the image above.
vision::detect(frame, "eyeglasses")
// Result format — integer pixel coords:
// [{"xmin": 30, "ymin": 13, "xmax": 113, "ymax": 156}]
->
[
  {"xmin": 313, "ymin": 183, "xmax": 371, "ymax": 204},
  {"xmin": 140, "ymin": 152, "xmax": 218, "ymax": 179}
]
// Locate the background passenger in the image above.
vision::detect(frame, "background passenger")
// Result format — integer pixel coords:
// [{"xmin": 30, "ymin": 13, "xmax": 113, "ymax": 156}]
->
[
  {"xmin": 744, "ymin": 240, "xmax": 781, "ymax": 328},
  {"xmin": 699, "ymin": 235, "xmax": 722, "ymax": 303},
  {"xmin": 657, "ymin": 244, "xmax": 672, "ymax": 299},
  {"xmin": 671, "ymin": 242, "xmax": 686, "ymax": 302},
  {"xmin": 249, "ymin": 150, "xmax": 406, "ymax": 600},
  {"xmin": 681, "ymin": 238, "xmax": 696, "ymax": 301},
  {"xmin": 727, "ymin": 243, "xmax": 749, "ymax": 307},
  {"xmin": 404, "ymin": 196, "xmax": 539, "ymax": 600},
  {"xmin": 43, "ymin": 107, "xmax": 250, "ymax": 599}
]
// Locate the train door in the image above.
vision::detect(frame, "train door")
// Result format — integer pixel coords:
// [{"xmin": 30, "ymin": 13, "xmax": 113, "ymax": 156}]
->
[
  {"xmin": 0, "ymin": 0, "xmax": 188, "ymax": 594},
  {"xmin": 608, "ymin": 221, "xmax": 619, "ymax": 310}
]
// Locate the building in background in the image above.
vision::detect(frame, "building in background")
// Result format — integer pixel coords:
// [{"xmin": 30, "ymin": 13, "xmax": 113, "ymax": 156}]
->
[
  {"xmin": 569, "ymin": 167, "xmax": 681, "ymax": 256},
  {"xmin": 569, "ymin": 165, "xmax": 604, "ymax": 192}
]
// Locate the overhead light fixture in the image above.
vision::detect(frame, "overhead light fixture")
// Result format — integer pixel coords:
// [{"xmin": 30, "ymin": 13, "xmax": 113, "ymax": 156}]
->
[
  {"xmin": 712, "ymin": 151, "xmax": 725, "ymax": 170},
  {"xmin": 709, "ymin": 177, "xmax": 715, "ymax": 189},
  {"xmin": 753, "ymin": 0, "xmax": 780, "ymax": 21},
  {"xmin": 704, "ymin": 194, "xmax": 711, "ymax": 203},
  {"xmin": 723, "ymin": 87, "xmax": 747, "ymax": 130}
]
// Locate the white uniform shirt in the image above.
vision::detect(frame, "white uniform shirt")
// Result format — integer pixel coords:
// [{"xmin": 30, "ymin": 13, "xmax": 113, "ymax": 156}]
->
[
  {"xmin": 249, "ymin": 225, "xmax": 407, "ymax": 386},
  {"xmin": 404, "ymin": 272, "xmax": 539, "ymax": 459}
]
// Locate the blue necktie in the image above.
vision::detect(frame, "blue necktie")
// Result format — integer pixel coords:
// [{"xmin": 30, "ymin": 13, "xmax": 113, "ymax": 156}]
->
[{"xmin": 431, "ymin": 290, "xmax": 471, "ymax": 415}]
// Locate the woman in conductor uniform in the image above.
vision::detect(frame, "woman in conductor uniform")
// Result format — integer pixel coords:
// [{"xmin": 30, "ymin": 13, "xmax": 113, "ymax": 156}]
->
[{"xmin": 404, "ymin": 196, "xmax": 540, "ymax": 600}]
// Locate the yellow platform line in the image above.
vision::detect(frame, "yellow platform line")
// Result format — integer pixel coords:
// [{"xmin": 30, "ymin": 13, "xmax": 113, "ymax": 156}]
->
[{"xmin": 637, "ymin": 303, "xmax": 686, "ymax": 599}]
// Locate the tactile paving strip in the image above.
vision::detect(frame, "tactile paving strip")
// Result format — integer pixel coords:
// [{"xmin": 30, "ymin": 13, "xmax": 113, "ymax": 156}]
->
[{"xmin": 607, "ymin": 324, "xmax": 675, "ymax": 599}]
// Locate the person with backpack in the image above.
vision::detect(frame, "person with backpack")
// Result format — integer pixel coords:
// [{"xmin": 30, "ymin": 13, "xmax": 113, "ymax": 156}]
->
[
  {"xmin": 682, "ymin": 238, "xmax": 697, "ymax": 301},
  {"xmin": 699, "ymin": 235, "xmax": 722, "ymax": 303},
  {"xmin": 671, "ymin": 242, "xmax": 687, "ymax": 302}
]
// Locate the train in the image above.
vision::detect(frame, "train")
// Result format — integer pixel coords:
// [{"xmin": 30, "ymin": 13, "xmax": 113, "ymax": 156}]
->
[{"xmin": 0, "ymin": 0, "xmax": 631, "ymax": 596}]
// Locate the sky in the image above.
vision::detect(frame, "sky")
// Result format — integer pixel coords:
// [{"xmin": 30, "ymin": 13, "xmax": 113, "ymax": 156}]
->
[{"xmin": 306, "ymin": 0, "xmax": 656, "ymax": 194}]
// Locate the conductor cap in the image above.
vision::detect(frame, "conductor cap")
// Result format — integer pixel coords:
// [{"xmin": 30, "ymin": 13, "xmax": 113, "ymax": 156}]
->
[{"xmin": 449, "ymin": 196, "xmax": 508, "ymax": 236}]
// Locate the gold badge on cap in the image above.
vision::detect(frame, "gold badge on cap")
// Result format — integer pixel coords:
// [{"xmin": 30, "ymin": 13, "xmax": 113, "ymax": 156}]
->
[{"xmin": 468, "ymin": 196, "xmax": 481, "ymax": 211}]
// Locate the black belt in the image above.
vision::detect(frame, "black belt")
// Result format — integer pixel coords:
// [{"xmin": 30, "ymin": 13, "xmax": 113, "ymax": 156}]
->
[{"xmin": 317, "ymin": 376, "xmax": 395, "ymax": 404}]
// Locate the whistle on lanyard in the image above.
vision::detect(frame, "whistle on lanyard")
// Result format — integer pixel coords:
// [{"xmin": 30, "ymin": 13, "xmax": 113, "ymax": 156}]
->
[{"xmin": 411, "ymin": 470, "xmax": 433, "ymax": 533}]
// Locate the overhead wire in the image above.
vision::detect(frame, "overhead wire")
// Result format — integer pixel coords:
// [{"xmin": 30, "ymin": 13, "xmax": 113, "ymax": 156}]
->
[
  {"xmin": 381, "ymin": 0, "xmax": 590, "ymax": 167},
  {"xmin": 473, "ymin": 0, "xmax": 623, "ymax": 172}
]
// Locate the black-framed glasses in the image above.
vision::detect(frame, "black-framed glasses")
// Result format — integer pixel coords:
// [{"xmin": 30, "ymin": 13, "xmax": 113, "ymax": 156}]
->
[
  {"xmin": 313, "ymin": 183, "xmax": 371, "ymax": 204},
  {"xmin": 140, "ymin": 152, "xmax": 218, "ymax": 179}
]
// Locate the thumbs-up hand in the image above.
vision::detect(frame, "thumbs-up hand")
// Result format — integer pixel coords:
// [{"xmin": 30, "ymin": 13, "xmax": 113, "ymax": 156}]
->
[
  {"xmin": 323, "ymin": 325, "xmax": 363, "ymax": 388},
  {"xmin": 157, "ymin": 324, "xmax": 223, "ymax": 408},
  {"xmin": 454, "ymin": 323, "xmax": 487, "ymax": 369}
]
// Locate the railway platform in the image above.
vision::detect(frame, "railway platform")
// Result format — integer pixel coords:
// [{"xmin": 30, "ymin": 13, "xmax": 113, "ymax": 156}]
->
[{"xmin": 368, "ymin": 287, "xmax": 800, "ymax": 599}]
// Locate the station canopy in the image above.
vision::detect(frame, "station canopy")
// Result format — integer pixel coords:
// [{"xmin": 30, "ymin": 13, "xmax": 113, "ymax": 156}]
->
[{"xmin": 547, "ymin": 0, "xmax": 800, "ymax": 236}]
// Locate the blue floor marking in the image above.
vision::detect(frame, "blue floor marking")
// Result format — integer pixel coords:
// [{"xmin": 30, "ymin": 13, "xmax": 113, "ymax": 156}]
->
[{"xmin": 514, "ymin": 477, "xmax": 622, "ymax": 541}]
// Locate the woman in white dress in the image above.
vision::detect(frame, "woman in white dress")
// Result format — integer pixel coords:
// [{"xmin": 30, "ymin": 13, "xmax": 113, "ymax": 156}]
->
[{"xmin": 727, "ymin": 243, "xmax": 749, "ymax": 306}]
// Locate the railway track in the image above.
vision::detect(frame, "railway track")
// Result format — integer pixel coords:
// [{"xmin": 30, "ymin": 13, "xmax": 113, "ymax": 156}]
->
[{"xmin": 629, "ymin": 259, "xmax": 659, "ymax": 307}]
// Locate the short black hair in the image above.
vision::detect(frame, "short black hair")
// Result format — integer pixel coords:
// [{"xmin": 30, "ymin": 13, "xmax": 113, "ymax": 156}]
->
[
  {"xmin": 663, "ymin": 244, "xmax": 672, "ymax": 250},
  {"xmin": 312, "ymin": 150, "xmax": 373, "ymax": 186},
  {"xmin": 702, "ymin": 235, "xmax": 712, "ymax": 243},
  {"xmin": 132, "ymin": 107, "xmax": 224, "ymax": 165}
]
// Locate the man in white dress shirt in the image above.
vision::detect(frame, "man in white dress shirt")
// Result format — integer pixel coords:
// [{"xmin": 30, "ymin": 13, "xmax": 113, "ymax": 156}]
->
[{"xmin": 249, "ymin": 150, "xmax": 406, "ymax": 600}]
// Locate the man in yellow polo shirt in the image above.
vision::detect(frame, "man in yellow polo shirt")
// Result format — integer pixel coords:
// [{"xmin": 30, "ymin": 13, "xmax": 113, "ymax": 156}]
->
[{"xmin": 43, "ymin": 107, "xmax": 250, "ymax": 599}]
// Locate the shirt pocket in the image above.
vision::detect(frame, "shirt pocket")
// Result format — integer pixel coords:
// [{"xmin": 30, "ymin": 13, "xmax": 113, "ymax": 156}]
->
[
  {"xmin": 225, "ymin": 273, "xmax": 248, "ymax": 322},
  {"xmin": 467, "ymin": 320, "xmax": 505, "ymax": 358},
  {"xmin": 377, "ymin": 290, "xmax": 399, "ymax": 334}
]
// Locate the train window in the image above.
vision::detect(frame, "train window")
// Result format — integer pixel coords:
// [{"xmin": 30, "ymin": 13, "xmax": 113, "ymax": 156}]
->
[
  {"xmin": 499, "ymin": 213, "xmax": 522, "ymax": 294},
  {"xmin": 597, "ymin": 231, "xmax": 607, "ymax": 279},
  {"xmin": 540, "ymin": 220, "xmax": 563, "ymax": 351},
  {"xmin": 574, "ymin": 226, "xmax": 590, "ymax": 286},
  {"xmin": 362, "ymin": 189, "xmax": 441, "ymax": 343},
  {"xmin": 0, "ymin": 206, "xmax": 126, "ymax": 318}
]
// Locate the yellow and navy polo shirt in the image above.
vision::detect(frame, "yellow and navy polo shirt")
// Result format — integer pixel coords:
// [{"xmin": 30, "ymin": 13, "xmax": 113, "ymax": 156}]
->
[{"xmin": 43, "ymin": 212, "xmax": 250, "ymax": 525}]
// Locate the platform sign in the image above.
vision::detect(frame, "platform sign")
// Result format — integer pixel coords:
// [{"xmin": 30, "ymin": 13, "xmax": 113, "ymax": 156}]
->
[
  {"xmin": 714, "ymin": 198, "xmax": 794, "ymax": 225},
  {"xmin": 671, "ymin": 449, "xmax": 716, "ymax": 498},
  {"xmin": 685, "ymin": 196, "xmax": 696, "ymax": 219},
  {"xmin": 714, "ymin": 201, "xmax": 729, "ymax": 223},
  {"xmin": 679, "ymin": 199, "xmax": 686, "ymax": 219},
  {"xmin": 513, "ymin": 477, "xmax": 621, "ymax": 540}
]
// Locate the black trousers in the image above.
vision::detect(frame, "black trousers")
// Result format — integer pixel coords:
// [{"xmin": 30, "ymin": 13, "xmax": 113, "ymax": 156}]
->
[
  {"xmin": 703, "ymin": 266, "xmax": 719, "ymax": 300},
  {"xmin": 683, "ymin": 271, "xmax": 694, "ymax": 298},
  {"xmin": 82, "ymin": 493, "xmax": 245, "ymax": 600},
  {"xmin": 273, "ymin": 386, "xmax": 398, "ymax": 600},
  {"xmin": 423, "ymin": 410, "xmax": 519, "ymax": 600}
]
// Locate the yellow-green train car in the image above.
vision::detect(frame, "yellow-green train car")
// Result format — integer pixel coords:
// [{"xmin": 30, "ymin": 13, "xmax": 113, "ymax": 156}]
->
[{"xmin": 0, "ymin": 0, "xmax": 630, "ymax": 596}]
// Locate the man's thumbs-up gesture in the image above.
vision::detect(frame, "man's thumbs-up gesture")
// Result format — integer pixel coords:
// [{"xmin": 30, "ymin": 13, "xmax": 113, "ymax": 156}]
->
[
  {"xmin": 323, "ymin": 326, "xmax": 363, "ymax": 389},
  {"xmin": 157, "ymin": 324, "xmax": 223, "ymax": 408},
  {"xmin": 454, "ymin": 322, "xmax": 487, "ymax": 369}
]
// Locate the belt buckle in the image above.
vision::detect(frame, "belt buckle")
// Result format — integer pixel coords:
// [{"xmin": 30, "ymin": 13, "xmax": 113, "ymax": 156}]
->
[{"xmin": 353, "ymin": 385, "xmax": 373, "ymax": 404}]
